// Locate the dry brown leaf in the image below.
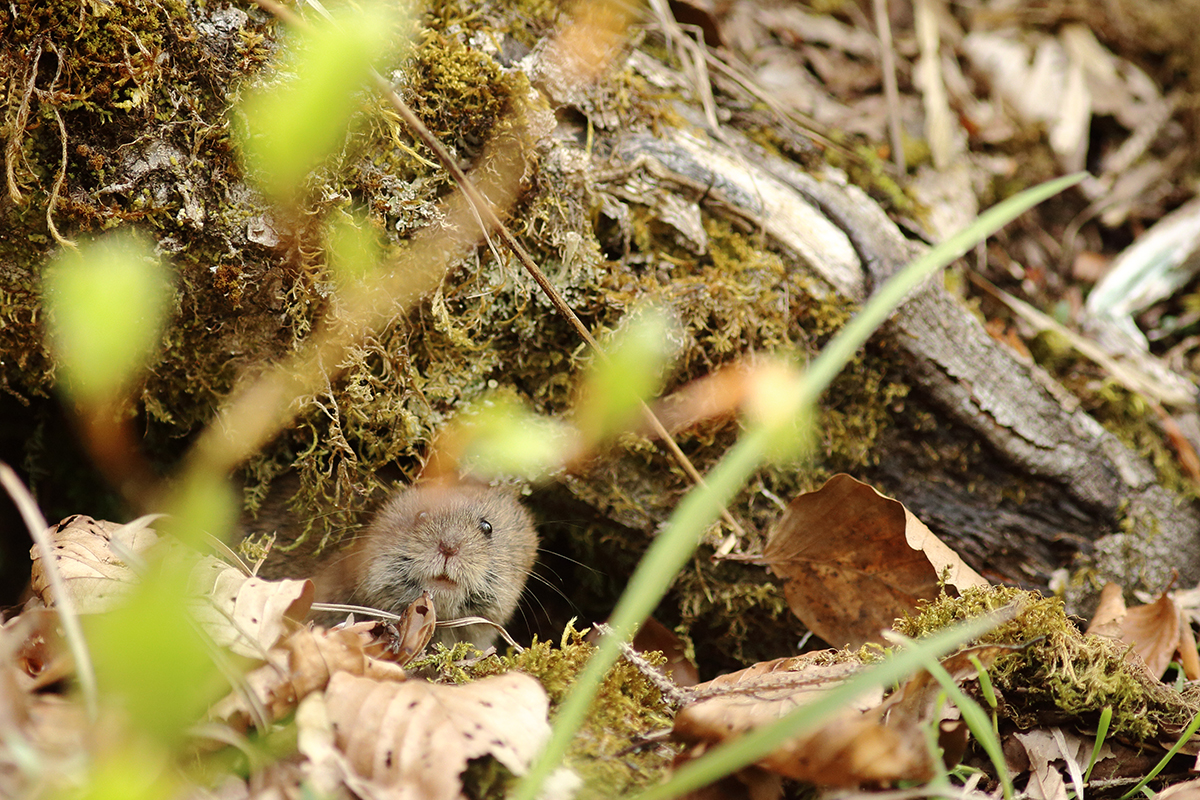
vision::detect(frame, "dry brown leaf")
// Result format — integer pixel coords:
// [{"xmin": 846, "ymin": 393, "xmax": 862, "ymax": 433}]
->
[
  {"xmin": 1008, "ymin": 729, "xmax": 1089, "ymax": 800},
  {"xmin": 322, "ymin": 671, "xmax": 550, "ymax": 800},
  {"xmin": 763, "ymin": 474, "xmax": 988, "ymax": 648},
  {"xmin": 297, "ymin": 692, "xmax": 367, "ymax": 800},
  {"xmin": 1178, "ymin": 615, "xmax": 1200, "ymax": 680},
  {"xmin": 673, "ymin": 652, "xmax": 931, "ymax": 787},
  {"xmin": 1156, "ymin": 778, "xmax": 1200, "ymax": 800},
  {"xmin": 30, "ymin": 514, "xmax": 314, "ymax": 660},
  {"xmin": 674, "ymin": 643, "xmax": 1012, "ymax": 790},
  {"xmin": 690, "ymin": 652, "xmax": 870, "ymax": 702},
  {"xmin": 1088, "ymin": 582, "xmax": 1128, "ymax": 635},
  {"xmin": 211, "ymin": 625, "xmax": 407, "ymax": 729},
  {"xmin": 381, "ymin": 591, "xmax": 436, "ymax": 665},
  {"xmin": 29, "ymin": 515, "xmax": 160, "ymax": 612},
  {"xmin": 632, "ymin": 617, "xmax": 700, "ymax": 688},
  {"xmin": 881, "ymin": 644, "xmax": 1008, "ymax": 723},
  {"xmin": 190, "ymin": 562, "xmax": 313, "ymax": 659},
  {"xmin": 1087, "ymin": 582, "xmax": 1186, "ymax": 679},
  {"xmin": 5, "ymin": 608, "xmax": 72, "ymax": 692},
  {"xmin": 587, "ymin": 616, "xmax": 700, "ymax": 688}
]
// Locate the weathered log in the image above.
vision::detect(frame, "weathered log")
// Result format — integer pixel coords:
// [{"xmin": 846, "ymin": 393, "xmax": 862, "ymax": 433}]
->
[{"xmin": 598, "ymin": 123, "xmax": 1200, "ymax": 593}]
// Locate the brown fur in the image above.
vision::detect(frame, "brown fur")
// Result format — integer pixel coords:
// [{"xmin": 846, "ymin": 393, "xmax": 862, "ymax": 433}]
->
[{"xmin": 314, "ymin": 483, "xmax": 537, "ymax": 648}]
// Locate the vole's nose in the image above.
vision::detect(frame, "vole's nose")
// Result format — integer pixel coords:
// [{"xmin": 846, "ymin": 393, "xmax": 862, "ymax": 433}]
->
[{"xmin": 438, "ymin": 540, "xmax": 460, "ymax": 558}]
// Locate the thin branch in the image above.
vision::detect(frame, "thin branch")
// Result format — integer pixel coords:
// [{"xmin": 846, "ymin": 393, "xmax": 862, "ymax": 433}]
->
[
  {"xmin": 873, "ymin": 0, "xmax": 906, "ymax": 174},
  {"xmin": 251, "ymin": 0, "xmax": 749, "ymax": 546}
]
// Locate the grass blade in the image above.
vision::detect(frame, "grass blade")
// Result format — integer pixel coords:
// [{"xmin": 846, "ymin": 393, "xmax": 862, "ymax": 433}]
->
[{"xmin": 513, "ymin": 172, "xmax": 1085, "ymax": 800}]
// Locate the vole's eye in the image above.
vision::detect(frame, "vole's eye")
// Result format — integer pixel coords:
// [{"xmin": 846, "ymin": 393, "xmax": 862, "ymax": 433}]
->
[
  {"xmin": 479, "ymin": 518, "xmax": 493, "ymax": 538},
  {"xmin": 416, "ymin": 511, "xmax": 429, "ymax": 523}
]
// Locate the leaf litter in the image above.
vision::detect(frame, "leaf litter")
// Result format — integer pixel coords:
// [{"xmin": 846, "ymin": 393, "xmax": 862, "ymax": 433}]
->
[
  {"xmin": 14, "ymin": 464, "xmax": 1200, "ymax": 799},
  {"xmin": 6, "ymin": 0, "xmax": 1200, "ymax": 795}
]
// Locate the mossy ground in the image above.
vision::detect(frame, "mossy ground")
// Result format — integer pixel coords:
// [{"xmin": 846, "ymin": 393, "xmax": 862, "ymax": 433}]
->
[
  {"xmin": 896, "ymin": 586, "xmax": 1200, "ymax": 741},
  {"xmin": 411, "ymin": 623, "xmax": 674, "ymax": 798},
  {"xmin": 0, "ymin": 0, "xmax": 916, "ymax": 666}
]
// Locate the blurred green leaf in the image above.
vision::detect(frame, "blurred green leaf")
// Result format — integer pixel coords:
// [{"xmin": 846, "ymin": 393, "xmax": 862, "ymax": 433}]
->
[
  {"xmin": 86, "ymin": 566, "xmax": 219, "ymax": 746},
  {"xmin": 44, "ymin": 232, "xmax": 173, "ymax": 406},
  {"xmin": 237, "ymin": 2, "xmax": 405, "ymax": 200},
  {"xmin": 574, "ymin": 307, "xmax": 680, "ymax": 444},
  {"xmin": 161, "ymin": 470, "xmax": 239, "ymax": 549},
  {"xmin": 78, "ymin": 742, "xmax": 177, "ymax": 800},
  {"xmin": 458, "ymin": 395, "xmax": 573, "ymax": 480}
]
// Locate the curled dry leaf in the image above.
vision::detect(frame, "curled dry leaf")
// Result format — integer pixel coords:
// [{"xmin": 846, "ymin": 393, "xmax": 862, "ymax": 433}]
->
[
  {"xmin": 673, "ymin": 652, "xmax": 932, "ymax": 787},
  {"xmin": 1087, "ymin": 582, "xmax": 1190, "ymax": 679},
  {"xmin": 189, "ymin": 560, "xmax": 313, "ymax": 659},
  {"xmin": 29, "ymin": 515, "xmax": 160, "ymax": 613},
  {"xmin": 631, "ymin": 616, "xmax": 700, "ymax": 688},
  {"xmin": 764, "ymin": 474, "xmax": 988, "ymax": 649},
  {"xmin": 30, "ymin": 514, "xmax": 313, "ymax": 659},
  {"xmin": 211, "ymin": 625, "xmax": 407, "ymax": 729},
  {"xmin": 6, "ymin": 608, "xmax": 73, "ymax": 691},
  {"xmin": 322, "ymin": 671, "xmax": 550, "ymax": 800},
  {"xmin": 383, "ymin": 591, "xmax": 436, "ymax": 665}
]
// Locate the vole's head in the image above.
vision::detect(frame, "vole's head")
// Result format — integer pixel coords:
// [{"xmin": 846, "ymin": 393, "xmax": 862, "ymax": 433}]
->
[{"xmin": 352, "ymin": 483, "xmax": 537, "ymax": 630}]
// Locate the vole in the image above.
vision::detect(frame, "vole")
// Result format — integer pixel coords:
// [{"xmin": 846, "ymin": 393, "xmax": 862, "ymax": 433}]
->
[{"xmin": 314, "ymin": 482, "xmax": 538, "ymax": 649}]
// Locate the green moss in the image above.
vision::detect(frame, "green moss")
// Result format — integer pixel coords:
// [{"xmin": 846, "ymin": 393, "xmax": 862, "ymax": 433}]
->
[
  {"xmin": 1085, "ymin": 380, "xmax": 1198, "ymax": 500},
  {"xmin": 823, "ymin": 134, "xmax": 916, "ymax": 216},
  {"xmin": 4, "ymin": 0, "xmax": 908, "ymax": 672},
  {"xmin": 412, "ymin": 623, "xmax": 675, "ymax": 797},
  {"xmin": 896, "ymin": 586, "xmax": 1200, "ymax": 740},
  {"xmin": 405, "ymin": 31, "xmax": 517, "ymax": 147}
]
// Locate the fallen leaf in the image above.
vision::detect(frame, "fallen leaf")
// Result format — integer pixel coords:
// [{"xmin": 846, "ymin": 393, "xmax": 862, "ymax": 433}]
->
[
  {"xmin": 323, "ymin": 671, "xmax": 550, "ymax": 800},
  {"xmin": 190, "ymin": 563, "xmax": 313, "ymax": 659},
  {"xmin": 632, "ymin": 617, "xmax": 699, "ymax": 688},
  {"xmin": 1009, "ymin": 729, "xmax": 1089, "ymax": 800},
  {"xmin": 1013, "ymin": 730, "xmax": 1068, "ymax": 800},
  {"xmin": 29, "ymin": 515, "xmax": 160, "ymax": 612},
  {"xmin": 210, "ymin": 625, "xmax": 407, "ymax": 730},
  {"xmin": 881, "ymin": 643, "xmax": 1008, "ymax": 723},
  {"xmin": 587, "ymin": 616, "xmax": 700, "ymax": 688},
  {"xmin": 763, "ymin": 474, "xmax": 988, "ymax": 648},
  {"xmin": 6, "ymin": 608, "xmax": 72, "ymax": 691},
  {"xmin": 1156, "ymin": 778, "xmax": 1200, "ymax": 800},
  {"xmin": 673, "ymin": 651, "xmax": 932, "ymax": 787},
  {"xmin": 1087, "ymin": 582, "xmax": 1129, "ymax": 635},
  {"xmin": 31, "ymin": 514, "xmax": 314, "ymax": 660},
  {"xmin": 1178, "ymin": 615, "xmax": 1200, "ymax": 680},
  {"xmin": 383, "ymin": 591, "xmax": 436, "ymax": 664},
  {"xmin": 1087, "ymin": 582, "xmax": 1184, "ymax": 679}
]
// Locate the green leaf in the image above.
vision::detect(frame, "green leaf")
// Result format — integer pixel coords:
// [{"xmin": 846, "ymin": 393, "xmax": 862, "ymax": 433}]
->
[
  {"xmin": 44, "ymin": 232, "xmax": 173, "ymax": 405},
  {"xmin": 574, "ymin": 306, "xmax": 680, "ymax": 445},
  {"xmin": 161, "ymin": 470, "xmax": 239, "ymax": 549},
  {"xmin": 459, "ymin": 395, "xmax": 574, "ymax": 480},
  {"xmin": 86, "ymin": 567, "xmax": 219, "ymax": 746},
  {"xmin": 237, "ymin": 2, "xmax": 405, "ymax": 200}
]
